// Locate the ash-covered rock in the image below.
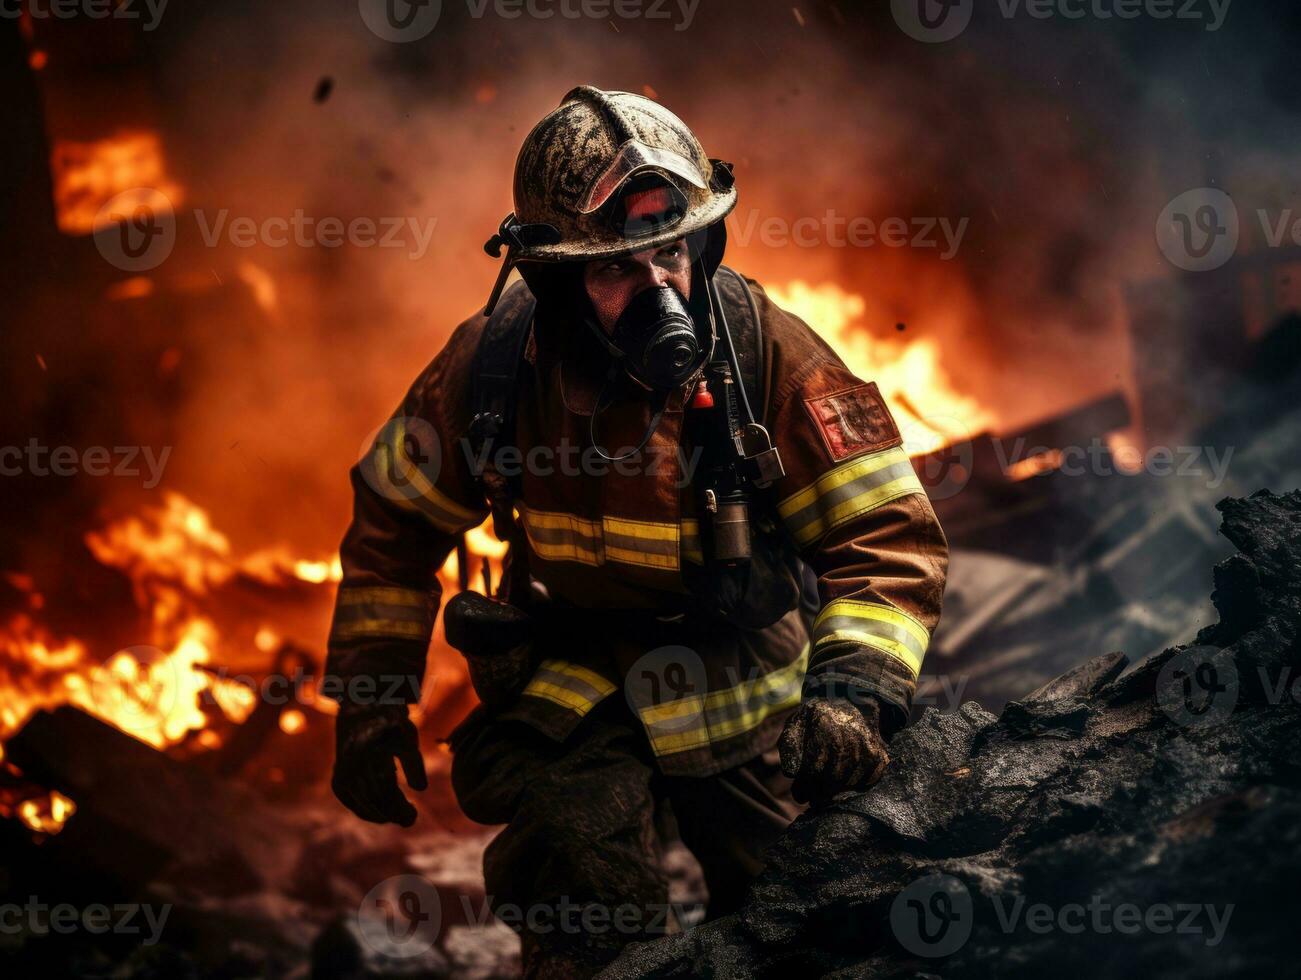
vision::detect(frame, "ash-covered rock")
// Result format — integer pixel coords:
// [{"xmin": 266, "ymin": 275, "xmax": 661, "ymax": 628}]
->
[{"xmin": 602, "ymin": 490, "xmax": 1301, "ymax": 979}]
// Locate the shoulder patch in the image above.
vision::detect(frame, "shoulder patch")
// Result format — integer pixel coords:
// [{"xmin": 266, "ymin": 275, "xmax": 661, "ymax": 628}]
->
[{"xmin": 803, "ymin": 382, "xmax": 901, "ymax": 462}]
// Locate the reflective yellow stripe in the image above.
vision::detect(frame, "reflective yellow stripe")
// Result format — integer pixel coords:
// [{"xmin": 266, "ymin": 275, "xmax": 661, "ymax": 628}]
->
[
  {"xmin": 331, "ymin": 585, "xmax": 433, "ymax": 643},
  {"xmin": 780, "ymin": 448, "xmax": 902, "ymax": 515},
  {"xmin": 374, "ymin": 419, "xmax": 486, "ymax": 533},
  {"xmin": 640, "ymin": 694, "xmax": 706, "ymax": 725},
  {"xmin": 330, "ymin": 619, "xmax": 430, "ymax": 641},
  {"xmin": 604, "ymin": 517, "xmax": 677, "ymax": 542},
  {"xmin": 640, "ymin": 646, "xmax": 809, "ymax": 756},
  {"xmin": 812, "ymin": 599, "xmax": 929, "ymax": 678},
  {"xmin": 521, "ymin": 659, "xmax": 617, "ymax": 717},
  {"xmin": 518, "ymin": 507, "xmax": 686, "ymax": 571},
  {"xmin": 544, "ymin": 660, "xmax": 618, "ymax": 697},
  {"xmin": 336, "ymin": 586, "xmax": 428, "ymax": 607},
  {"xmin": 524, "ymin": 510, "xmax": 602, "ymax": 533},
  {"xmin": 778, "ymin": 446, "xmax": 924, "ymax": 547},
  {"xmin": 522, "ymin": 680, "xmax": 593, "ymax": 712},
  {"xmin": 681, "ymin": 519, "xmax": 703, "ymax": 564}
]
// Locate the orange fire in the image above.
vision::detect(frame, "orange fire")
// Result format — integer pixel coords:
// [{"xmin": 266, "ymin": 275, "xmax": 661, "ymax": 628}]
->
[
  {"xmin": 49, "ymin": 131, "xmax": 184, "ymax": 236},
  {"xmin": 0, "ymin": 494, "xmax": 342, "ymax": 831},
  {"xmin": 766, "ymin": 280, "xmax": 995, "ymax": 453},
  {"xmin": 1, "ymin": 491, "xmax": 500, "ymax": 835}
]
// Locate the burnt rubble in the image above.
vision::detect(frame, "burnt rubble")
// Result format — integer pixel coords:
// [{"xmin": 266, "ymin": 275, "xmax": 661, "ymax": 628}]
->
[
  {"xmin": 602, "ymin": 490, "xmax": 1301, "ymax": 979},
  {"xmin": 2, "ymin": 490, "xmax": 1297, "ymax": 978}
]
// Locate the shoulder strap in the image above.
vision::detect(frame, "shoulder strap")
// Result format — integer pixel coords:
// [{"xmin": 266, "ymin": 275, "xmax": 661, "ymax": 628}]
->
[
  {"xmin": 712, "ymin": 265, "xmax": 767, "ymax": 422},
  {"xmin": 468, "ymin": 280, "xmax": 537, "ymax": 599},
  {"xmin": 469, "ymin": 279, "xmax": 537, "ymax": 493}
]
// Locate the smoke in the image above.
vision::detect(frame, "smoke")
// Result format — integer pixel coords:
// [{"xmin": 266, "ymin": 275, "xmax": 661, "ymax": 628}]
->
[{"xmin": 7, "ymin": 0, "xmax": 1301, "ymax": 560}]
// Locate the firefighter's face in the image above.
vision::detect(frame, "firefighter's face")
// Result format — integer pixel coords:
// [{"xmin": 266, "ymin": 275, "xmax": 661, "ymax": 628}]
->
[{"xmin": 583, "ymin": 238, "xmax": 693, "ymax": 334}]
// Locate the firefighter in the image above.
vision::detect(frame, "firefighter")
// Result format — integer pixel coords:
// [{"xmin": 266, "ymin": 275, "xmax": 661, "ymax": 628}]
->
[{"xmin": 326, "ymin": 87, "xmax": 948, "ymax": 978}]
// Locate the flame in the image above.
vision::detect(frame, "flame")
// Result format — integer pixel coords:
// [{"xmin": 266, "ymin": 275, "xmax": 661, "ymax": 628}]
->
[
  {"xmin": 84, "ymin": 492, "xmax": 341, "ymax": 606},
  {"xmin": 49, "ymin": 131, "xmax": 184, "ymax": 236},
  {"xmin": 440, "ymin": 521, "xmax": 508, "ymax": 589},
  {"xmin": 1, "ymin": 491, "xmax": 500, "ymax": 834},
  {"xmin": 0, "ymin": 614, "xmax": 225, "ymax": 750},
  {"xmin": 767, "ymin": 280, "xmax": 994, "ymax": 451}
]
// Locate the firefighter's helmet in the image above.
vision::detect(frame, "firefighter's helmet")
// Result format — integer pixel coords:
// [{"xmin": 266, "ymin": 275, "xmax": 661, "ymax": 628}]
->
[{"xmin": 486, "ymin": 86, "xmax": 737, "ymax": 266}]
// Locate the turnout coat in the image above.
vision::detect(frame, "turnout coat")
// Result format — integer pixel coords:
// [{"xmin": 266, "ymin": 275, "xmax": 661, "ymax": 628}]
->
[{"xmin": 325, "ymin": 274, "xmax": 949, "ymax": 776}]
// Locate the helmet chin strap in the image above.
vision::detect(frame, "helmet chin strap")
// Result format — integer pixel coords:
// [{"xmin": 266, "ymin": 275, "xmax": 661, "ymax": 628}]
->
[
  {"xmin": 586, "ymin": 255, "xmax": 716, "ymax": 463},
  {"xmin": 588, "ymin": 369, "xmax": 671, "ymax": 463}
]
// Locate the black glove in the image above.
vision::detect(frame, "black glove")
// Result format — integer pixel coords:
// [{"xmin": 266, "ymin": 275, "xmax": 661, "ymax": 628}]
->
[
  {"xmin": 777, "ymin": 695, "xmax": 891, "ymax": 806},
  {"xmin": 332, "ymin": 703, "xmax": 428, "ymax": 827}
]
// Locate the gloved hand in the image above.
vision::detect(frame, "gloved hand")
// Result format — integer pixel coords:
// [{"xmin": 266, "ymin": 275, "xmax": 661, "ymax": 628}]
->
[
  {"xmin": 778, "ymin": 695, "xmax": 890, "ymax": 805},
  {"xmin": 332, "ymin": 703, "xmax": 428, "ymax": 827}
]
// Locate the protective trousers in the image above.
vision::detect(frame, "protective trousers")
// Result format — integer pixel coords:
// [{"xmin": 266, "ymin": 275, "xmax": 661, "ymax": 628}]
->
[{"xmin": 450, "ymin": 698, "xmax": 800, "ymax": 978}]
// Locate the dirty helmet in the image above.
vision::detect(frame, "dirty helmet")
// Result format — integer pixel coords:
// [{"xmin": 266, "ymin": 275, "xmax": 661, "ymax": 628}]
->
[{"xmin": 482, "ymin": 85, "xmax": 738, "ymax": 314}]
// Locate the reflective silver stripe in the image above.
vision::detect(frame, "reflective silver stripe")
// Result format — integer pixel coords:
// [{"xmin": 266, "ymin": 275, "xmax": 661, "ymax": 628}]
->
[
  {"xmin": 604, "ymin": 517, "xmax": 678, "ymax": 569},
  {"xmin": 778, "ymin": 446, "xmax": 924, "ymax": 548},
  {"xmin": 519, "ymin": 509, "xmax": 602, "ymax": 566},
  {"xmin": 639, "ymin": 646, "xmax": 809, "ymax": 756},
  {"xmin": 331, "ymin": 586, "xmax": 433, "ymax": 642},
  {"xmin": 521, "ymin": 659, "xmax": 618, "ymax": 715},
  {"xmin": 519, "ymin": 507, "xmax": 683, "ymax": 571},
  {"xmin": 371, "ymin": 419, "xmax": 487, "ymax": 534},
  {"xmin": 812, "ymin": 599, "xmax": 929, "ymax": 677}
]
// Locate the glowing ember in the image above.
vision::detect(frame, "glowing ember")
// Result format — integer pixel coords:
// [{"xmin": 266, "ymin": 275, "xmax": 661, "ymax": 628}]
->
[
  {"xmin": 106, "ymin": 277, "xmax": 156, "ymax": 301},
  {"xmin": 17, "ymin": 791, "xmax": 76, "ymax": 836},
  {"xmin": 49, "ymin": 131, "xmax": 184, "ymax": 236},
  {"xmin": 236, "ymin": 262, "xmax": 279, "ymax": 314},
  {"xmin": 767, "ymin": 280, "xmax": 994, "ymax": 450}
]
